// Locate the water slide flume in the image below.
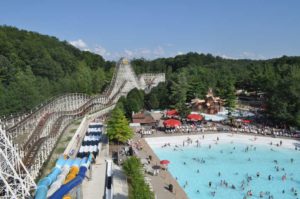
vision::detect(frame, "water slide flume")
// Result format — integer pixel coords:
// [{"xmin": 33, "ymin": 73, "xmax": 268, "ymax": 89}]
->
[
  {"xmin": 61, "ymin": 158, "xmax": 84, "ymax": 199},
  {"xmin": 46, "ymin": 158, "xmax": 81, "ymax": 197},
  {"xmin": 49, "ymin": 154, "xmax": 93, "ymax": 199},
  {"xmin": 34, "ymin": 123, "xmax": 102, "ymax": 199},
  {"xmin": 34, "ymin": 156, "xmax": 66, "ymax": 199}
]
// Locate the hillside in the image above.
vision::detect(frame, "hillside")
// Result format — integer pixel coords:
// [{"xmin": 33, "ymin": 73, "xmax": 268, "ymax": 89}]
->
[
  {"xmin": 0, "ymin": 26, "xmax": 299, "ymax": 128},
  {"xmin": 0, "ymin": 26, "xmax": 114, "ymax": 115}
]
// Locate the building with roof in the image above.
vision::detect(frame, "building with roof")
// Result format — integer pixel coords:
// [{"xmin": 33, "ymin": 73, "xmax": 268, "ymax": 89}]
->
[
  {"xmin": 132, "ymin": 112, "xmax": 157, "ymax": 126},
  {"xmin": 191, "ymin": 88, "xmax": 224, "ymax": 114}
]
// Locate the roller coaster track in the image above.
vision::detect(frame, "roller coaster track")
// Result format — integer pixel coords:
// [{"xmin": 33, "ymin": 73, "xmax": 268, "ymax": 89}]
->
[
  {"xmin": 0, "ymin": 58, "xmax": 165, "ymax": 196},
  {"xmin": 21, "ymin": 78, "xmax": 126, "ymax": 153},
  {"xmin": 5, "ymin": 93, "xmax": 90, "ymax": 132},
  {"xmin": 22, "ymin": 81, "xmax": 127, "ymax": 168}
]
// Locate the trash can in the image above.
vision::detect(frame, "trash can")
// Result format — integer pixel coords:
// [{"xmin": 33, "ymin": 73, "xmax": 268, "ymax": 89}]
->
[{"xmin": 169, "ymin": 184, "xmax": 173, "ymax": 192}]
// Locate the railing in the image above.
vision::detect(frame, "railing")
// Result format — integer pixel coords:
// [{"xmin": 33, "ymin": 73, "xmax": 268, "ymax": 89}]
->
[
  {"xmin": 22, "ymin": 80, "xmax": 127, "ymax": 169},
  {"xmin": 6, "ymin": 93, "xmax": 90, "ymax": 132},
  {"xmin": 2, "ymin": 57, "xmax": 165, "ymax": 180}
]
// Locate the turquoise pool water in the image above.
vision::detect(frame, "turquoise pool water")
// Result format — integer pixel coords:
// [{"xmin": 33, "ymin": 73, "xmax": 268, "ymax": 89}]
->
[{"xmin": 153, "ymin": 142, "xmax": 300, "ymax": 199}]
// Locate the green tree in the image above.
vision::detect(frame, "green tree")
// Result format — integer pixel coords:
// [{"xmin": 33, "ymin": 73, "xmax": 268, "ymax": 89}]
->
[
  {"xmin": 146, "ymin": 94, "xmax": 159, "ymax": 109},
  {"xmin": 107, "ymin": 108, "xmax": 133, "ymax": 143},
  {"xmin": 123, "ymin": 157, "xmax": 155, "ymax": 199},
  {"xmin": 92, "ymin": 67, "xmax": 106, "ymax": 92},
  {"xmin": 177, "ymin": 102, "xmax": 191, "ymax": 118},
  {"xmin": 169, "ymin": 74, "xmax": 188, "ymax": 108},
  {"xmin": 6, "ymin": 67, "xmax": 40, "ymax": 113},
  {"xmin": 0, "ymin": 26, "xmax": 110, "ymax": 115},
  {"xmin": 124, "ymin": 88, "xmax": 145, "ymax": 117}
]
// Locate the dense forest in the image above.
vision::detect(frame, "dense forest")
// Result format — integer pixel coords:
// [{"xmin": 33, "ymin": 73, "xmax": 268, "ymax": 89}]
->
[
  {"xmin": 0, "ymin": 26, "xmax": 299, "ymax": 128},
  {"xmin": 128, "ymin": 54, "xmax": 300, "ymax": 128},
  {"xmin": 0, "ymin": 26, "xmax": 114, "ymax": 115}
]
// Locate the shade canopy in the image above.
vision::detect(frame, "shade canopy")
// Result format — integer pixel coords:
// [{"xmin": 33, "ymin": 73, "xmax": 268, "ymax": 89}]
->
[
  {"xmin": 163, "ymin": 119, "xmax": 181, "ymax": 128},
  {"xmin": 166, "ymin": 110, "xmax": 178, "ymax": 116},
  {"xmin": 187, "ymin": 114, "xmax": 203, "ymax": 121},
  {"xmin": 160, "ymin": 160, "xmax": 170, "ymax": 165}
]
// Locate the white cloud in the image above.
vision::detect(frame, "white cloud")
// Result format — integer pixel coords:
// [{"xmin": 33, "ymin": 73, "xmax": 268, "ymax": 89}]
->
[
  {"xmin": 241, "ymin": 52, "xmax": 266, "ymax": 60},
  {"xmin": 177, "ymin": 51, "xmax": 184, "ymax": 55},
  {"xmin": 68, "ymin": 39, "xmax": 173, "ymax": 60},
  {"xmin": 153, "ymin": 46, "xmax": 165, "ymax": 56},
  {"xmin": 124, "ymin": 49, "xmax": 134, "ymax": 57},
  {"xmin": 69, "ymin": 39, "xmax": 88, "ymax": 50},
  {"xmin": 165, "ymin": 43, "xmax": 174, "ymax": 47},
  {"xmin": 140, "ymin": 49, "xmax": 152, "ymax": 56},
  {"xmin": 94, "ymin": 45, "xmax": 111, "ymax": 57},
  {"xmin": 110, "ymin": 46, "xmax": 167, "ymax": 60},
  {"xmin": 220, "ymin": 54, "xmax": 236, "ymax": 59},
  {"xmin": 69, "ymin": 39, "xmax": 112, "ymax": 58}
]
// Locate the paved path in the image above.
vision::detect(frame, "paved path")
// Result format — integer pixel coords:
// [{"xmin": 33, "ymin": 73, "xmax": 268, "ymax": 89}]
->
[
  {"xmin": 82, "ymin": 142, "xmax": 108, "ymax": 199},
  {"xmin": 113, "ymin": 165, "xmax": 128, "ymax": 199},
  {"xmin": 82, "ymin": 133, "xmax": 128, "ymax": 199}
]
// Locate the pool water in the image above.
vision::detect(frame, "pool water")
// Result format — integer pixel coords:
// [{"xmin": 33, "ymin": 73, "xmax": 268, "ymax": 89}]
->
[{"xmin": 153, "ymin": 142, "xmax": 300, "ymax": 199}]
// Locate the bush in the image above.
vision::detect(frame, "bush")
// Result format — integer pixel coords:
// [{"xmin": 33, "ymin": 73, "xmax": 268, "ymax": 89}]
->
[{"xmin": 123, "ymin": 157, "xmax": 154, "ymax": 199}]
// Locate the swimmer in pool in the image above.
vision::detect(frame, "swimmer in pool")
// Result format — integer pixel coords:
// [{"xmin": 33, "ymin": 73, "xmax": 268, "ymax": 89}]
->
[{"xmin": 211, "ymin": 191, "xmax": 215, "ymax": 197}]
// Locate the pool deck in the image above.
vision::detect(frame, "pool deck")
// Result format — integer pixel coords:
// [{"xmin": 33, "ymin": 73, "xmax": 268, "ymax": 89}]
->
[
  {"xmin": 135, "ymin": 137, "xmax": 188, "ymax": 199},
  {"xmin": 144, "ymin": 131, "xmax": 300, "ymax": 150}
]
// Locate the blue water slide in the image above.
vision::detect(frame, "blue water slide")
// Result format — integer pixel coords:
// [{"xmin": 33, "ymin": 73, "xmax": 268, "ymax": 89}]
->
[
  {"xmin": 49, "ymin": 154, "xmax": 93, "ymax": 199},
  {"xmin": 34, "ymin": 156, "xmax": 66, "ymax": 199},
  {"xmin": 46, "ymin": 158, "xmax": 79, "ymax": 197}
]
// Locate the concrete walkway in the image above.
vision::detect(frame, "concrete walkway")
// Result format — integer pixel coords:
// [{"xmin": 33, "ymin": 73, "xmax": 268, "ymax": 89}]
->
[
  {"xmin": 82, "ymin": 134, "xmax": 129, "ymax": 199},
  {"xmin": 113, "ymin": 165, "xmax": 128, "ymax": 199},
  {"xmin": 135, "ymin": 138, "xmax": 188, "ymax": 199},
  {"xmin": 82, "ymin": 141, "xmax": 108, "ymax": 199}
]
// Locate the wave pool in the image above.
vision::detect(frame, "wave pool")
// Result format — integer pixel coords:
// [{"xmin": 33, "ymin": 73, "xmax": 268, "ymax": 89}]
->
[{"xmin": 151, "ymin": 137, "xmax": 300, "ymax": 199}]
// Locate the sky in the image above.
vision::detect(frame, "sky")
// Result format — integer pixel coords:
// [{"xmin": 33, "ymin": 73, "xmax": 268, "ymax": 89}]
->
[{"xmin": 1, "ymin": 0, "xmax": 300, "ymax": 60}]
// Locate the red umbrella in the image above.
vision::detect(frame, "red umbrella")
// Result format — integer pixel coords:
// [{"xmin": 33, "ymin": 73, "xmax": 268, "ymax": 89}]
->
[
  {"xmin": 163, "ymin": 119, "xmax": 181, "ymax": 128},
  {"xmin": 243, "ymin": 119, "xmax": 252, "ymax": 123},
  {"xmin": 160, "ymin": 160, "xmax": 170, "ymax": 165},
  {"xmin": 187, "ymin": 114, "xmax": 203, "ymax": 121},
  {"xmin": 166, "ymin": 109, "xmax": 178, "ymax": 116}
]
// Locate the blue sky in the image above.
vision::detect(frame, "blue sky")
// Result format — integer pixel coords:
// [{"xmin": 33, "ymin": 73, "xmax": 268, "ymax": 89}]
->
[{"xmin": 1, "ymin": 0, "xmax": 300, "ymax": 60}]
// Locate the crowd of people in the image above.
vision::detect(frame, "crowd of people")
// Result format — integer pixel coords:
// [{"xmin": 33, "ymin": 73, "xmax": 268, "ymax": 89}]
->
[
  {"xmin": 163, "ymin": 122, "xmax": 299, "ymax": 140},
  {"xmin": 159, "ymin": 137, "xmax": 298, "ymax": 198}
]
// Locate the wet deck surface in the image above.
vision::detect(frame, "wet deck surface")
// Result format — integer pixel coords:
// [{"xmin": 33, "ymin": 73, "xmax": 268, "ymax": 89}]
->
[{"xmin": 134, "ymin": 136, "xmax": 188, "ymax": 199}]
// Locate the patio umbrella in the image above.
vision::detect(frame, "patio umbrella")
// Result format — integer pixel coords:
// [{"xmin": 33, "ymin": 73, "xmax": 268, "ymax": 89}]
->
[
  {"xmin": 166, "ymin": 109, "xmax": 178, "ymax": 116},
  {"xmin": 187, "ymin": 114, "xmax": 203, "ymax": 121},
  {"xmin": 160, "ymin": 160, "xmax": 170, "ymax": 165},
  {"xmin": 163, "ymin": 119, "xmax": 181, "ymax": 128},
  {"xmin": 243, "ymin": 119, "xmax": 252, "ymax": 124}
]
